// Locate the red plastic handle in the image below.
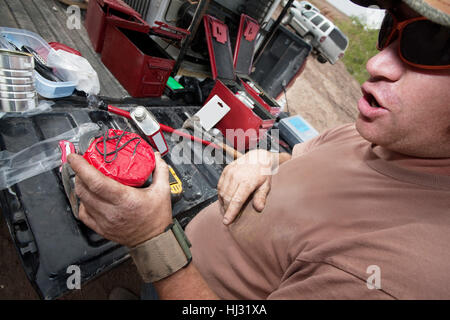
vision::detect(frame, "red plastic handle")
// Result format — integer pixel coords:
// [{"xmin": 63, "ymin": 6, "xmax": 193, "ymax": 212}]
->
[{"xmin": 48, "ymin": 42, "xmax": 82, "ymax": 56}]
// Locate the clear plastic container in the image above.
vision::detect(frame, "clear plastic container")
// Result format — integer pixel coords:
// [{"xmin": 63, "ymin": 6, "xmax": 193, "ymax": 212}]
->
[{"xmin": 0, "ymin": 27, "xmax": 76, "ymax": 98}]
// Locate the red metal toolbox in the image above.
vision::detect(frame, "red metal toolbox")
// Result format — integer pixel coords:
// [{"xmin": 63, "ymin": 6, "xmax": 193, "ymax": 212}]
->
[
  {"xmin": 233, "ymin": 14, "xmax": 282, "ymax": 117},
  {"xmin": 85, "ymin": 0, "xmax": 147, "ymax": 53},
  {"xmin": 203, "ymin": 14, "xmax": 277, "ymax": 151},
  {"xmin": 100, "ymin": 12, "xmax": 188, "ymax": 97}
]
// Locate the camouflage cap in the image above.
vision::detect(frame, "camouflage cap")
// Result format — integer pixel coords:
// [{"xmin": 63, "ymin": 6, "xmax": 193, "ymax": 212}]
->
[{"xmin": 350, "ymin": 0, "xmax": 450, "ymax": 27}]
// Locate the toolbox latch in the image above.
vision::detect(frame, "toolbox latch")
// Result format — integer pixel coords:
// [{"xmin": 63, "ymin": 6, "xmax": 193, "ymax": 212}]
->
[
  {"xmin": 211, "ymin": 20, "xmax": 228, "ymax": 44},
  {"xmin": 244, "ymin": 21, "xmax": 259, "ymax": 42}
]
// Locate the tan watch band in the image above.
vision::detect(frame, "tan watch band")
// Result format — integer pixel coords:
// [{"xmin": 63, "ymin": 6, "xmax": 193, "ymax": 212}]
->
[{"xmin": 129, "ymin": 219, "xmax": 192, "ymax": 283}]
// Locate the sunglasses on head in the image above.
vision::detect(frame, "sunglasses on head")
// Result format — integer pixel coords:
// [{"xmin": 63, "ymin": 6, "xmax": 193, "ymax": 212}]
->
[{"xmin": 377, "ymin": 10, "xmax": 450, "ymax": 69}]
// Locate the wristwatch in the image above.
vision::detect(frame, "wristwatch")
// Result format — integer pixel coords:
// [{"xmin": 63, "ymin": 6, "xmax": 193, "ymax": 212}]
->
[{"xmin": 129, "ymin": 218, "xmax": 192, "ymax": 283}]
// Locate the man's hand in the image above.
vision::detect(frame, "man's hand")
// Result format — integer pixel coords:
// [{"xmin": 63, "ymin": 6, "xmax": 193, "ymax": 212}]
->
[
  {"xmin": 218, "ymin": 149, "xmax": 283, "ymax": 225},
  {"xmin": 67, "ymin": 152, "xmax": 172, "ymax": 248}
]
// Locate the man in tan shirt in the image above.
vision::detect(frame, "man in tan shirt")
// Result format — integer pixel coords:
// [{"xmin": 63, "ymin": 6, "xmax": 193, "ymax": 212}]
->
[{"xmin": 68, "ymin": 0, "xmax": 450, "ymax": 299}]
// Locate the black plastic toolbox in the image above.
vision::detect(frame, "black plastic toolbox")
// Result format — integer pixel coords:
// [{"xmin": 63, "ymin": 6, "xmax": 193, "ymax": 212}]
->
[
  {"xmin": 251, "ymin": 24, "xmax": 312, "ymax": 99},
  {"xmin": 0, "ymin": 103, "xmax": 225, "ymax": 299}
]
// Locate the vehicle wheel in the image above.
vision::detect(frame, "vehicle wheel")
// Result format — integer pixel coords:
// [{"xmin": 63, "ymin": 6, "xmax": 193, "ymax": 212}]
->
[
  {"xmin": 317, "ymin": 55, "xmax": 328, "ymax": 64},
  {"xmin": 304, "ymin": 34, "xmax": 314, "ymax": 44}
]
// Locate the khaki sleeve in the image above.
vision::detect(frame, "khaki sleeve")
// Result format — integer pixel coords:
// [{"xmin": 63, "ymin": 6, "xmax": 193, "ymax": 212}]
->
[
  {"xmin": 291, "ymin": 123, "xmax": 356, "ymax": 159},
  {"xmin": 267, "ymin": 259, "xmax": 395, "ymax": 300}
]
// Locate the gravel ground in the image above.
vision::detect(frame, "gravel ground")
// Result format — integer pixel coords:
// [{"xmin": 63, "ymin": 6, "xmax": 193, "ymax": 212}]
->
[{"xmin": 280, "ymin": 56, "xmax": 361, "ymax": 133}]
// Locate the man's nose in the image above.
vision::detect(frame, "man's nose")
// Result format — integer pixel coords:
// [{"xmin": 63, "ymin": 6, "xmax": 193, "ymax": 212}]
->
[{"xmin": 366, "ymin": 40, "xmax": 405, "ymax": 82}]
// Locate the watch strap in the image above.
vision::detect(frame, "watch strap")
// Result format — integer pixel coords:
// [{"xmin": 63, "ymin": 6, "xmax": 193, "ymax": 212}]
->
[{"xmin": 129, "ymin": 219, "xmax": 191, "ymax": 283}]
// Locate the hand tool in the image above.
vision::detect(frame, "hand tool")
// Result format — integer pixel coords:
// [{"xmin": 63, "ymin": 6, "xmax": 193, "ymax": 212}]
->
[
  {"xmin": 182, "ymin": 113, "xmax": 243, "ymax": 160},
  {"xmin": 168, "ymin": 165, "xmax": 183, "ymax": 202}
]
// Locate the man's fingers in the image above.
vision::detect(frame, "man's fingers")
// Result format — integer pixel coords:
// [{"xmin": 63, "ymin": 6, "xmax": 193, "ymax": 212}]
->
[
  {"xmin": 75, "ymin": 177, "xmax": 115, "ymax": 213},
  {"xmin": 223, "ymin": 184, "xmax": 250, "ymax": 225},
  {"xmin": 150, "ymin": 152, "xmax": 169, "ymax": 191},
  {"xmin": 78, "ymin": 203, "xmax": 100, "ymax": 232},
  {"xmin": 68, "ymin": 154, "xmax": 124, "ymax": 201},
  {"xmin": 218, "ymin": 170, "xmax": 233, "ymax": 213},
  {"xmin": 220, "ymin": 177, "xmax": 236, "ymax": 216},
  {"xmin": 252, "ymin": 179, "xmax": 271, "ymax": 212}
]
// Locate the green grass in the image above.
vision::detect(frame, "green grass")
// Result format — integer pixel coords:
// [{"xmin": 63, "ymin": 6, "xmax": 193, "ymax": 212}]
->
[{"xmin": 335, "ymin": 17, "xmax": 379, "ymax": 84}]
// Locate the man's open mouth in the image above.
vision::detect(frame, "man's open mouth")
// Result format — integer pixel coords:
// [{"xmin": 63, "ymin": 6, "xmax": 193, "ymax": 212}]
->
[{"xmin": 364, "ymin": 91, "xmax": 384, "ymax": 109}]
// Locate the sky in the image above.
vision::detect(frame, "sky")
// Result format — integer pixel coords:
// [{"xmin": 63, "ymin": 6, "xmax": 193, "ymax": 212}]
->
[{"xmin": 325, "ymin": 0, "xmax": 385, "ymax": 29}]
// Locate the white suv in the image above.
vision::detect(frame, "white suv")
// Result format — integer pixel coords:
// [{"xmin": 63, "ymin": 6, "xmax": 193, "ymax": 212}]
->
[
  {"xmin": 283, "ymin": 8, "xmax": 349, "ymax": 64},
  {"xmin": 282, "ymin": 0, "xmax": 320, "ymax": 13}
]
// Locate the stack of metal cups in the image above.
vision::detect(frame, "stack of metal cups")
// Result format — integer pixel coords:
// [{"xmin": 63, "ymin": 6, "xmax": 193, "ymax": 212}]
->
[{"xmin": 0, "ymin": 49, "xmax": 38, "ymax": 112}]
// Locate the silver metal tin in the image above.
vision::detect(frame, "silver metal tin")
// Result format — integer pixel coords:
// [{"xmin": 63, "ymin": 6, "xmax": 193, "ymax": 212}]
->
[
  {"xmin": 0, "ymin": 96, "xmax": 38, "ymax": 112},
  {"xmin": 0, "ymin": 90, "xmax": 36, "ymax": 99},
  {"xmin": 0, "ymin": 75, "xmax": 34, "ymax": 85},
  {"xmin": 0, "ymin": 83, "xmax": 35, "ymax": 92},
  {"xmin": 0, "ymin": 67, "xmax": 34, "ymax": 78},
  {"xmin": 0, "ymin": 49, "xmax": 34, "ymax": 70}
]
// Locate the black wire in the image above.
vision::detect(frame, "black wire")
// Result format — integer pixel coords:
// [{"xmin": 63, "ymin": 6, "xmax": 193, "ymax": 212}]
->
[
  {"xmin": 94, "ymin": 130, "xmax": 141, "ymax": 164},
  {"xmin": 53, "ymin": 94, "xmax": 196, "ymax": 107}
]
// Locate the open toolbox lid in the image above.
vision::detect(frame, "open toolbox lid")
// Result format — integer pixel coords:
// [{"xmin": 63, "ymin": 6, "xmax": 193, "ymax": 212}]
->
[
  {"xmin": 102, "ymin": 0, "xmax": 189, "ymax": 40},
  {"xmin": 204, "ymin": 14, "xmax": 260, "ymax": 80},
  {"xmin": 203, "ymin": 15, "xmax": 236, "ymax": 81},
  {"xmin": 203, "ymin": 15, "xmax": 280, "ymax": 118},
  {"xmin": 99, "ymin": 0, "xmax": 150, "ymax": 33},
  {"xmin": 98, "ymin": 0, "xmax": 136, "ymax": 15},
  {"xmin": 233, "ymin": 14, "xmax": 260, "ymax": 76}
]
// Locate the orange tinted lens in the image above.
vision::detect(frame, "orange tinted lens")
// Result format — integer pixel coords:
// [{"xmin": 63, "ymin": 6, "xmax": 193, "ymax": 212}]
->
[{"xmin": 401, "ymin": 20, "xmax": 450, "ymax": 66}]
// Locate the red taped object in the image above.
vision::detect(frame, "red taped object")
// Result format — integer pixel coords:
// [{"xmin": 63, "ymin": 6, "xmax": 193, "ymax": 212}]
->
[{"xmin": 83, "ymin": 129, "xmax": 155, "ymax": 187}]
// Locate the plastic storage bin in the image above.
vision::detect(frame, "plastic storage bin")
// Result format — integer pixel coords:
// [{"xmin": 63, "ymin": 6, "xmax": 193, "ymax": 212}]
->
[{"xmin": 0, "ymin": 27, "xmax": 77, "ymax": 98}]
